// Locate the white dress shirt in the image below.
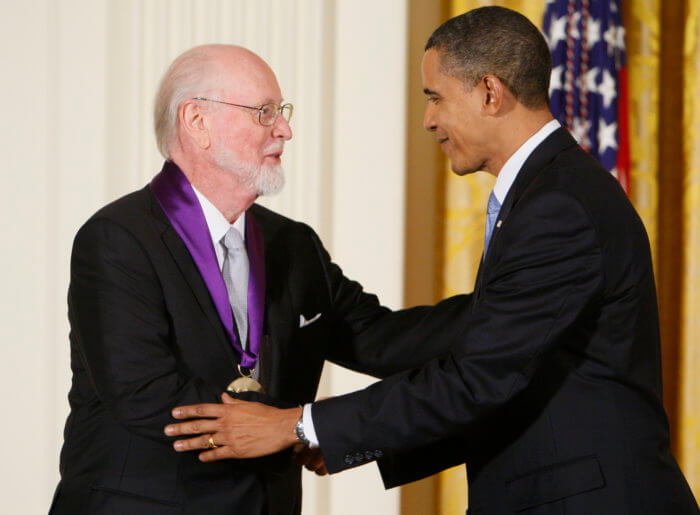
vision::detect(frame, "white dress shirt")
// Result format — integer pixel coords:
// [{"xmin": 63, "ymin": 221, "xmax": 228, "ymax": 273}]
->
[
  {"xmin": 191, "ymin": 186, "xmax": 256, "ymax": 371},
  {"xmin": 192, "ymin": 186, "xmax": 246, "ymax": 271},
  {"xmin": 492, "ymin": 119, "xmax": 560, "ymax": 204}
]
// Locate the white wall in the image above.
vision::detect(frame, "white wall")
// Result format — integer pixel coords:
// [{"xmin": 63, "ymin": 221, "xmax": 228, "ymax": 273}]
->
[
  {"xmin": 1, "ymin": 2, "xmax": 108, "ymax": 512},
  {"xmin": 320, "ymin": 1, "xmax": 407, "ymax": 513},
  {"xmin": 0, "ymin": 0, "xmax": 406, "ymax": 513}
]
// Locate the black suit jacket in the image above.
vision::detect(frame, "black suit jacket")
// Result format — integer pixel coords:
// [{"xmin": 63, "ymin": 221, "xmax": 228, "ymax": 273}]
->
[
  {"xmin": 312, "ymin": 129, "xmax": 698, "ymax": 514},
  {"xmin": 50, "ymin": 178, "xmax": 460, "ymax": 514}
]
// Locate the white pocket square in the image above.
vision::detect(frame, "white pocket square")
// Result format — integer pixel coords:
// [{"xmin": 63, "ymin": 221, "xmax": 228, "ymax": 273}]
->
[{"xmin": 299, "ymin": 313, "xmax": 322, "ymax": 328}]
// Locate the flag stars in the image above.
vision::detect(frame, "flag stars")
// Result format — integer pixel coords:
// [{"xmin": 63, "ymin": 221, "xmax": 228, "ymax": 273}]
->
[
  {"xmin": 548, "ymin": 14, "xmax": 568, "ymax": 50},
  {"xmin": 598, "ymin": 69, "xmax": 617, "ymax": 108},
  {"xmin": 543, "ymin": 2, "xmax": 626, "ymax": 173},
  {"xmin": 598, "ymin": 119, "xmax": 618, "ymax": 153},
  {"xmin": 582, "ymin": 67, "xmax": 600, "ymax": 93},
  {"xmin": 603, "ymin": 24, "xmax": 616, "ymax": 52},
  {"xmin": 586, "ymin": 18, "xmax": 601, "ymax": 48},
  {"xmin": 603, "ymin": 23, "xmax": 625, "ymax": 56},
  {"xmin": 550, "ymin": 65, "xmax": 564, "ymax": 94},
  {"xmin": 615, "ymin": 25, "xmax": 626, "ymax": 50},
  {"xmin": 572, "ymin": 117, "xmax": 592, "ymax": 147}
]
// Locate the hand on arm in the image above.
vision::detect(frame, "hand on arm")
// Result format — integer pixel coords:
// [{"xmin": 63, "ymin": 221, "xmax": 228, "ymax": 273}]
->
[{"xmin": 165, "ymin": 393, "xmax": 302, "ymax": 462}]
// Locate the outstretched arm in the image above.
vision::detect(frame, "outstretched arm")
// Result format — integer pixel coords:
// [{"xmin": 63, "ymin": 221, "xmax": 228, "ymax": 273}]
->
[{"xmin": 165, "ymin": 190, "xmax": 602, "ymax": 474}]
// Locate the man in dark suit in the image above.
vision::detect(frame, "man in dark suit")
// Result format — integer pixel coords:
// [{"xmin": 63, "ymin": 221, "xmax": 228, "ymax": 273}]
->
[
  {"xmin": 166, "ymin": 8, "xmax": 697, "ymax": 514},
  {"xmin": 49, "ymin": 44, "xmax": 460, "ymax": 514}
]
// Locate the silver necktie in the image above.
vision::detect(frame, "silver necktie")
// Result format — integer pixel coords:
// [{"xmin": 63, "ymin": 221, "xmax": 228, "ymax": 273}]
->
[{"xmin": 221, "ymin": 226, "xmax": 249, "ymax": 349}]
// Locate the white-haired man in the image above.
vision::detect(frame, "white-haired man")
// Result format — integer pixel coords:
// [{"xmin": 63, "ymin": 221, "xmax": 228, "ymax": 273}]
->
[{"xmin": 50, "ymin": 44, "xmax": 459, "ymax": 514}]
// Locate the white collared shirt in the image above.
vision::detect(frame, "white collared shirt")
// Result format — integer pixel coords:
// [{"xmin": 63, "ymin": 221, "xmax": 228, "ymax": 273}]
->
[
  {"xmin": 492, "ymin": 119, "xmax": 560, "ymax": 203},
  {"xmin": 191, "ymin": 186, "xmax": 246, "ymax": 270},
  {"xmin": 192, "ymin": 185, "xmax": 256, "ymax": 362}
]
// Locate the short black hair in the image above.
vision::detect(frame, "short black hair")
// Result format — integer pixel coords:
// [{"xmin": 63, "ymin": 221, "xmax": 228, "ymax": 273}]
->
[{"xmin": 425, "ymin": 6, "xmax": 552, "ymax": 109}]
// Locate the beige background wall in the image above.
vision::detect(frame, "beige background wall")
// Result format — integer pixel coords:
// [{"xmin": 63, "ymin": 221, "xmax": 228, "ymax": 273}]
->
[{"xmin": 0, "ymin": 1, "xmax": 407, "ymax": 513}]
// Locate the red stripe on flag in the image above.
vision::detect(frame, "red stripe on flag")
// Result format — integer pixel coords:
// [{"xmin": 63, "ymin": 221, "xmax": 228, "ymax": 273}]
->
[{"xmin": 616, "ymin": 66, "xmax": 630, "ymax": 196}]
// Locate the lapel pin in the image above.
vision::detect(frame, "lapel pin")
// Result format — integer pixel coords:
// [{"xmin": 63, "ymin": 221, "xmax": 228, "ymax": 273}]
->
[{"xmin": 496, "ymin": 220, "xmax": 502, "ymax": 228}]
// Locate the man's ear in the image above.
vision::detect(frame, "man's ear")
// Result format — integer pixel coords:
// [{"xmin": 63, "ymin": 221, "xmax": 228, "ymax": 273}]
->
[
  {"xmin": 179, "ymin": 100, "xmax": 211, "ymax": 149},
  {"xmin": 482, "ymin": 75, "xmax": 505, "ymax": 112}
]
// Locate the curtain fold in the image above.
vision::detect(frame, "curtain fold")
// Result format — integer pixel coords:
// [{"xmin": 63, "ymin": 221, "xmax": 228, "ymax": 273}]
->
[
  {"xmin": 681, "ymin": 0, "xmax": 700, "ymax": 493},
  {"xmin": 437, "ymin": 1, "xmax": 699, "ymax": 512}
]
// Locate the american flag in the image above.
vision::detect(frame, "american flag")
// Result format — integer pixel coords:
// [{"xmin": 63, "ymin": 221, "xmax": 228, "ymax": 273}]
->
[{"xmin": 543, "ymin": 0, "xmax": 630, "ymax": 194}]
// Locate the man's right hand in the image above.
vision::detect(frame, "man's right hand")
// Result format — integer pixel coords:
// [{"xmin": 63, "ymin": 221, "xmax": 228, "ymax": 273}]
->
[{"xmin": 166, "ymin": 395, "xmax": 301, "ymax": 461}]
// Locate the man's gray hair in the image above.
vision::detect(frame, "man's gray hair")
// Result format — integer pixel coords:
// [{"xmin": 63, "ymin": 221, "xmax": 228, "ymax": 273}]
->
[{"xmin": 153, "ymin": 46, "xmax": 218, "ymax": 159}]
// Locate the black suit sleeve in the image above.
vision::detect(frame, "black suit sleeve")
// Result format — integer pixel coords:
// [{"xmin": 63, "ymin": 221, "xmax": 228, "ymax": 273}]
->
[
  {"xmin": 69, "ymin": 218, "xmax": 222, "ymax": 442},
  {"xmin": 305, "ymin": 227, "xmax": 471, "ymax": 378},
  {"xmin": 311, "ymin": 190, "xmax": 603, "ymax": 474}
]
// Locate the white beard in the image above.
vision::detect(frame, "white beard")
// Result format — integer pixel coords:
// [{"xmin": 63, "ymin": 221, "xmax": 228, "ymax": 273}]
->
[{"xmin": 213, "ymin": 147, "xmax": 285, "ymax": 196}]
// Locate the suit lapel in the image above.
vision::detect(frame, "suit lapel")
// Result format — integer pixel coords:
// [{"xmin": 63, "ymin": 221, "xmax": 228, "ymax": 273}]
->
[
  {"xmin": 473, "ymin": 128, "xmax": 578, "ymax": 297},
  {"xmin": 148, "ymin": 191, "xmax": 299, "ymax": 391},
  {"xmin": 494, "ymin": 128, "xmax": 577, "ymax": 225},
  {"xmin": 149, "ymin": 190, "xmax": 237, "ymax": 366},
  {"xmin": 249, "ymin": 205, "xmax": 297, "ymax": 397}
]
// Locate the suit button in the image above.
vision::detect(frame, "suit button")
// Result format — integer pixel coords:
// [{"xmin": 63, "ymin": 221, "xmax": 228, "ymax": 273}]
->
[
  {"xmin": 344, "ymin": 455, "xmax": 354, "ymax": 465},
  {"xmin": 354, "ymin": 452, "xmax": 364, "ymax": 463},
  {"xmin": 374, "ymin": 450, "xmax": 383, "ymax": 458}
]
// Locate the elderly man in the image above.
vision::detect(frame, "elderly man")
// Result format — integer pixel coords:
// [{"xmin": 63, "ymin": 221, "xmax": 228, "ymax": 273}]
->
[
  {"xmin": 166, "ymin": 8, "xmax": 697, "ymax": 514},
  {"xmin": 49, "ymin": 44, "xmax": 459, "ymax": 514}
]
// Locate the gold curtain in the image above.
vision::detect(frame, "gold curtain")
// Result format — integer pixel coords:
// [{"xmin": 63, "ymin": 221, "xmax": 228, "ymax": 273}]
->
[
  {"xmin": 437, "ymin": 1, "xmax": 700, "ymax": 512},
  {"xmin": 680, "ymin": 0, "xmax": 700, "ymax": 493}
]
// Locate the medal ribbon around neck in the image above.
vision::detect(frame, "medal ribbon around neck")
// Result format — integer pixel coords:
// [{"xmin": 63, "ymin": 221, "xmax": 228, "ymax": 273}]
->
[{"xmin": 150, "ymin": 161, "xmax": 266, "ymax": 370}]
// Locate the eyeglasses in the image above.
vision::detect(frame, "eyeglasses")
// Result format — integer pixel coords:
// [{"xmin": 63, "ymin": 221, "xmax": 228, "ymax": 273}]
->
[{"xmin": 192, "ymin": 97, "xmax": 293, "ymax": 126}]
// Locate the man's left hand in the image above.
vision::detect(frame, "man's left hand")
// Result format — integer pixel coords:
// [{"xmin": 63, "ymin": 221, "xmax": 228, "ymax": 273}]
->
[
  {"xmin": 164, "ymin": 393, "xmax": 302, "ymax": 462},
  {"xmin": 293, "ymin": 444, "xmax": 328, "ymax": 475}
]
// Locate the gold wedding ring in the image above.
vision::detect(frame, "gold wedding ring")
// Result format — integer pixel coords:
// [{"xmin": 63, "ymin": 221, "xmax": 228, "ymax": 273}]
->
[{"xmin": 207, "ymin": 435, "xmax": 218, "ymax": 449}]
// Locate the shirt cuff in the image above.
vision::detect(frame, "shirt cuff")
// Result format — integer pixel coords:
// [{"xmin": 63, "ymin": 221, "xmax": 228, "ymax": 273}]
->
[{"xmin": 302, "ymin": 403, "xmax": 320, "ymax": 448}]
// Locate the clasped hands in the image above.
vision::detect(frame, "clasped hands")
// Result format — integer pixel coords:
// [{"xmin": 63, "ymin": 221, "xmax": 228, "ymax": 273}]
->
[{"xmin": 163, "ymin": 393, "xmax": 328, "ymax": 475}]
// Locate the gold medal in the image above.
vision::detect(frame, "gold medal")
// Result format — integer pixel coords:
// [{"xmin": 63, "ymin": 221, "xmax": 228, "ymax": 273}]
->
[
  {"xmin": 228, "ymin": 376, "xmax": 263, "ymax": 393},
  {"xmin": 227, "ymin": 364, "xmax": 264, "ymax": 393}
]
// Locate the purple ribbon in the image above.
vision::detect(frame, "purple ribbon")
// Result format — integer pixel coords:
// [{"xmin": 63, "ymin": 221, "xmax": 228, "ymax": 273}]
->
[{"xmin": 150, "ymin": 161, "xmax": 265, "ymax": 369}]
